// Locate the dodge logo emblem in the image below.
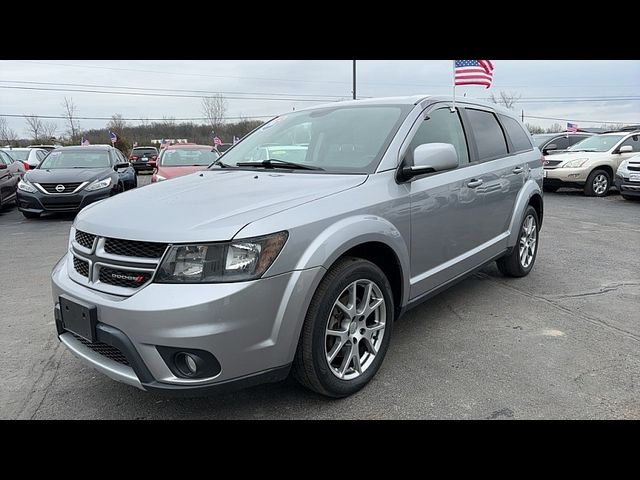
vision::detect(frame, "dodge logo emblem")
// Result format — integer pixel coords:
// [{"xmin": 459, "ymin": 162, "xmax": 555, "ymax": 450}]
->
[{"xmin": 55, "ymin": 184, "xmax": 65, "ymax": 193}]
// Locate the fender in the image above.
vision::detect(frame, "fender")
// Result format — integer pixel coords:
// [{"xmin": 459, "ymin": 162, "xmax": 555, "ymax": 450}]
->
[
  {"xmin": 294, "ymin": 215, "xmax": 412, "ymax": 306},
  {"xmin": 507, "ymin": 179, "xmax": 543, "ymax": 249}
]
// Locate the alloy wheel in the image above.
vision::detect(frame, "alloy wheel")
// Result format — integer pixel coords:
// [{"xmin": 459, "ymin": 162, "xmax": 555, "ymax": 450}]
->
[
  {"xmin": 593, "ymin": 174, "xmax": 608, "ymax": 195},
  {"xmin": 519, "ymin": 214, "xmax": 537, "ymax": 269}
]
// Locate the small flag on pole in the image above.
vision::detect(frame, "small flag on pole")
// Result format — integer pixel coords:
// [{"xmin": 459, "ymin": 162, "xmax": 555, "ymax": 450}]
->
[
  {"xmin": 214, "ymin": 136, "xmax": 223, "ymax": 146},
  {"xmin": 233, "ymin": 135, "xmax": 239, "ymax": 145},
  {"xmin": 81, "ymin": 137, "xmax": 90, "ymax": 146},
  {"xmin": 454, "ymin": 60, "xmax": 494, "ymax": 88},
  {"xmin": 109, "ymin": 131, "xmax": 118, "ymax": 144},
  {"xmin": 160, "ymin": 138, "xmax": 169, "ymax": 149},
  {"xmin": 133, "ymin": 141, "xmax": 138, "ymax": 148},
  {"xmin": 567, "ymin": 122, "xmax": 578, "ymax": 132}
]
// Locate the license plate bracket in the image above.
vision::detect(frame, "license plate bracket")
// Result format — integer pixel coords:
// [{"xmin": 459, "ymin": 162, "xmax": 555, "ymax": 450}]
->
[
  {"xmin": 629, "ymin": 173, "xmax": 640, "ymax": 182},
  {"xmin": 59, "ymin": 294, "xmax": 97, "ymax": 342}
]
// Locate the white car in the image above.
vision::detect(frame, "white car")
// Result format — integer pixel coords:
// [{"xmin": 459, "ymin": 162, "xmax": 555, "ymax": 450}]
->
[
  {"xmin": 1, "ymin": 148, "xmax": 49, "ymax": 169},
  {"xmin": 543, "ymin": 130, "xmax": 640, "ymax": 196}
]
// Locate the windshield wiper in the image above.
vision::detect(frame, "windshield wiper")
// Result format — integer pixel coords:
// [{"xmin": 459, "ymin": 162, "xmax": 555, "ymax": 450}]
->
[{"xmin": 235, "ymin": 159, "xmax": 324, "ymax": 171}]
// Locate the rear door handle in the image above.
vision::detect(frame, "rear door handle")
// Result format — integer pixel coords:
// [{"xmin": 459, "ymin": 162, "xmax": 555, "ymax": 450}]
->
[
  {"xmin": 512, "ymin": 166, "xmax": 524, "ymax": 174},
  {"xmin": 467, "ymin": 179, "xmax": 483, "ymax": 188}
]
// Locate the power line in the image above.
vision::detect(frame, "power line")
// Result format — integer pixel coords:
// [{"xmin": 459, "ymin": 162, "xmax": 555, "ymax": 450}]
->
[
  {"xmin": 0, "ymin": 85, "xmax": 339, "ymax": 102},
  {"xmin": 524, "ymin": 114, "xmax": 639, "ymax": 124},
  {"xmin": 0, "ymin": 113, "xmax": 275, "ymax": 121},
  {"xmin": 0, "ymin": 79, "xmax": 348, "ymax": 99}
]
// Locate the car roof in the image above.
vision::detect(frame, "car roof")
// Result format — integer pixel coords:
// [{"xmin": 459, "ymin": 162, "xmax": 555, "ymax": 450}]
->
[
  {"xmin": 132, "ymin": 146, "xmax": 157, "ymax": 149},
  {"xmin": 163, "ymin": 144, "xmax": 213, "ymax": 149},
  {"xmin": 54, "ymin": 145, "xmax": 114, "ymax": 151}
]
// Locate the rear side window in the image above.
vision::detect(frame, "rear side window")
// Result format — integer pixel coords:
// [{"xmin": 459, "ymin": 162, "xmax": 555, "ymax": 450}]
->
[
  {"xmin": 465, "ymin": 109, "xmax": 508, "ymax": 161},
  {"xmin": 619, "ymin": 135, "xmax": 640, "ymax": 152},
  {"xmin": 498, "ymin": 115, "xmax": 532, "ymax": 152},
  {"xmin": 36, "ymin": 150, "xmax": 47, "ymax": 160}
]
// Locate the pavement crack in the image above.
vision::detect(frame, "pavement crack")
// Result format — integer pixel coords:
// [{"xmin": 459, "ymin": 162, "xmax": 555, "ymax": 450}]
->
[
  {"xmin": 447, "ymin": 304, "xmax": 465, "ymax": 322},
  {"xmin": 474, "ymin": 273, "xmax": 640, "ymax": 343},
  {"xmin": 549, "ymin": 282, "xmax": 640, "ymax": 300},
  {"xmin": 29, "ymin": 346, "xmax": 65, "ymax": 420}
]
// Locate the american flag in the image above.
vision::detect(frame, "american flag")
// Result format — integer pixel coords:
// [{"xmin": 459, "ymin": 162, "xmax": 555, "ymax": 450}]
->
[
  {"xmin": 109, "ymin": 131, "xmax": 118, "ymax": 144},
  {"xmin": 454, "ymin": 60, "xmax": 494, "ymax": 88},
  {"xmin": 214, "ymin": 136, "xmax": 222, "ymax": 146},
  {"xmin": 81, "ymin": 137, "xmax": 90, "ymax": 146},
  {"xmin": 567, "ymin": 122, "xmax": 578, "ymax": 132},
  {"xmin": 160, "ymin": 138, "xmax": 169, "ymax": 149}
]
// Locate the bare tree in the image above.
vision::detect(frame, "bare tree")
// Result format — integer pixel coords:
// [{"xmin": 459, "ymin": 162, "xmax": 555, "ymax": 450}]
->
[
  {"xmin": 41, "ymin": 121, "xmax": 57, "ymax": 142},
  {"xmin": 107, "ymin": 113, "xmax": 127, "ymax": 133},
  {"xmin": 61, "ymin": 97, "xmax": 80, "ymax": 143},
  {"xmin": 24, "ymin": 115, "xmax": 44, "ymax": 143},
  {"xmin": 525, "ymin": 123, "xmax": 545, "ymax": 134},
  {"xmin": 201, "ymin": 94, "xmax": 228, "ymax": 131},
  {"xmin": 489, "ymin": 91, "xmax": 522, "ymax": 110},
  {"xmin": 546, "ymin": 123, "xmax": 563, "ymax": 133},
  {"xmin": 0, "ymin": 117, "xmax": 19, "ymax": 146}
]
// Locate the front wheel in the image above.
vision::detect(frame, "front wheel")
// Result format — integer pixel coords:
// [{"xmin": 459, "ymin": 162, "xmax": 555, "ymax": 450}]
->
[
  {"xmin": 497, "ymin": 205, "xmax": 539, "ymax": 278},
  {"xmin": 584, "ymin": 169, "xmax": 610, "ymax": 197},
  {"xmin": 293, "ymin": 257, "xmax": 394, "ymax": 397}
]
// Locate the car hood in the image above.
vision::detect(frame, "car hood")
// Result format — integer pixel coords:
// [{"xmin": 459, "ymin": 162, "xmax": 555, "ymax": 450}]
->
[
  {"xmin": 75, "ymin": 170, "xmax": 367, "ymax": 242},
  {"xmin": 157, "ymin": 165, "xmax": 208, "ymax": 178},
  {"xmin": 545, "ymin": 151, "xmax": 611, "ymax": 163},
  {"xmin": 25, "ymin": 167, "xmax": 112, "ymax": 184}
]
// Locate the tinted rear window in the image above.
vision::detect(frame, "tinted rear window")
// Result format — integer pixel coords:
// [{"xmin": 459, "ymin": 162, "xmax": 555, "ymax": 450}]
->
[
  {"xmin": 465, "ymin": 109, "xmax": 508, "ymax": 161},
  {"xmin": 132, "ymin": 148, "xmax": 157, "ymax": 156},
  {"xmin": 499, "ymin": 115, "xmax": 532, "ymax": 152}
]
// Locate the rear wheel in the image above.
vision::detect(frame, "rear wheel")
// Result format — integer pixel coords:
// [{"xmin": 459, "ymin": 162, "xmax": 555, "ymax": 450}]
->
[
  {"xmin": 22, "ymin": 211, "xmax": 40, "ymax": 219},
  {"xmin": 497, "ymin": 206, "xmax": 539, "ymax": 278},
  {"xmin": 584, "ymin": 169, "xmax": 610, "ymax": 197},
  {"xmin": 293, "ymin": 257, "xmax": 394, "ymax": 397}
]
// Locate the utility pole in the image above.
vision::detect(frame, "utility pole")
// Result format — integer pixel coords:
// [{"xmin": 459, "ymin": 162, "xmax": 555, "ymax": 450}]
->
[{"xmin": 352, "ymin": 60, "xmax": 357, "ymax": 100}]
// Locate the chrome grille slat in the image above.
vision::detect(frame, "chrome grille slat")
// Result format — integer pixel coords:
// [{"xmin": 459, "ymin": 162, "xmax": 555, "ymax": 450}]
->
[{"xmin": 38, "ymin": 182, "xmax": 83, "ymax": 193}]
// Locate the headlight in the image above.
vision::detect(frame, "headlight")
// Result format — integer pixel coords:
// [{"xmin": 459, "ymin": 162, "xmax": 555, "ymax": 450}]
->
[
  {"xmin": 561, "ymin": 158, "xmax": 589, "ymax": 168},
  {"xmin": 18, "ymin": 179, "xmax": 37, "ymax": 193},
  {"xmin": 85, "ymin": 177, "xmax": 113, "ymax": 191},
  {"xmin": 155, "ymin": 175, "xmax": 167, "ymax": 182},
  {"xmin": 155, "ymin": 231, "xmax": 288, "ymax": 283}
]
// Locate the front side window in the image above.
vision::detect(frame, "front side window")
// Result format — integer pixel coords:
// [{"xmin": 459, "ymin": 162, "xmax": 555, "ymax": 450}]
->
[
  {"xmin": 567, "ymin": 135, "xmax": 591, "ymax": 147},
  {"xmin": 550, "ymin": 136, "xmax": 572, "ymax": 150},
  {"xmin": 499, "ymin": 115, "xmax": 532, "ymax": 153},
  {"xmin": 619, "ymin": 134, "xmax": 640, "ymax": 152},
  {"xmin": 214, "ymin": 105, "xmax": 412, "ymax": 174},
  {"xmin": 38, "ymin": 150, "xmax": 111, "ymax": 169},
  {"xmin": 568, "ymin": 135, "xmax": 625, "ymax": 153},
  {"xmin": 407, "ymin": 108, "xmax": 469, "ymax": 165},
  {"xmin": 0, "ymin": 151, "xmax": 10, "ymax": 165},
  {"xmin": 465, "ymin": 109, "xmax": 508, "ymax": 161}
]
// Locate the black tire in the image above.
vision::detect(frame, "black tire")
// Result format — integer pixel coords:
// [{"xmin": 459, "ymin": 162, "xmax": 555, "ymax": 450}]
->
[
  {"xmin": 584, "ymin": 169, "xmax": 611, "ymax": 197},
  {"xmin": 293, "ymin": 256, "xmax": 394, "ymax": 398},
  {"xmin": 22, "ymin": 211, "xmax": 40, "ymax": 219},
  {"xmin": 497, "ymin": 205, "xmax": 539, "ymax": 278},
  {"xmin": 543, "ymin": 184, "xmax": 559, "ymax": 193}
]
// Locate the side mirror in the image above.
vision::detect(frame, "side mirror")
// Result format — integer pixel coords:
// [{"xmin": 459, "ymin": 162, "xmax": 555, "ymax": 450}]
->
[
  {"xmin": 0, "ymin": 163, "xmax": 7, "ymax": 170},
  {"xmin": 398, "ymin": 143, "xmax": 458, "ymax": 182},
  {"xmin": 544, "ymin": 143, "xmax": 558, "ymax": 154},
  {"xmin": 618, "ymin": 145, "xmax": 633, "ymax": 154},
  {"xmin": 114, "ymin": 162, "xmax": 130, "ymax": 170}
]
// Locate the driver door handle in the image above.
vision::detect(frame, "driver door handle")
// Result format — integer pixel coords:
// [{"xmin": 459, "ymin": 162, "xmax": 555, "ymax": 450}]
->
[
  {"xmin": 467, "ymin": 179, "xmax": 483, "ymax": 188},
  {"xmin": 512, "ymin": 166, "xmax": 524, "ymax": 174}
]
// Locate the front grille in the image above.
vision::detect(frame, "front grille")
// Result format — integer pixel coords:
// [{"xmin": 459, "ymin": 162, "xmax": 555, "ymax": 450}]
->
[
  {"xmin": 41, "ymin": 200, "xmax": 81, "ymax": 210},
  {"xmin": 73, "ymin": 256, "xmax": 89, "ymax": 277},
  {"xmin": 38, "ymin": 182, "xmax": 83, "ymax": 194},
  {"xmin": 628, "ymin": 165, "xmax": 640, "ymax": 172},
  {"xmin": 75, "ymin": 230, "xmax": 96, "ymax": 249},
  {"xmin": 544, "ymin": 160, "xmax": 563, "ymax": 168},
  {"xmin": 104, "ymin": 237, "xmax": 167, "ymax": 259},
  {"xmin": 99, "ymin": 266, "xmax": 153, "ymax": 288},
  {"xmin": 70, "ymin": 333, "xmax": 130, "ymax": 366}
]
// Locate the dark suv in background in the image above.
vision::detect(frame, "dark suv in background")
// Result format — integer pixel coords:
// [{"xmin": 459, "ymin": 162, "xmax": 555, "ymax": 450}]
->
[
  {"xmin": 533, "ymin": 132, "xmax": 593, "ymax": 156},
  {"xmin": 129, "ymin": 146, "xmax": 158, "ymax": 173}
]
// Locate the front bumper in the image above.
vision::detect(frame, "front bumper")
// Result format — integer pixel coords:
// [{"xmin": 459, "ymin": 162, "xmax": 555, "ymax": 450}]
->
[
  {"xmin": 615, "ymin": 176, "xmax": 640, "ymax": 197},
  {"xmin": 17, "ymin": 188, "xmax": 112, "ymax": 214},
  {"xmin": 51, "ymin": 254, "xmax": 325, "ymax": 394},
  {"xmin": 544, "ymin": 167, "xmax": 588, "ymax": 185}
]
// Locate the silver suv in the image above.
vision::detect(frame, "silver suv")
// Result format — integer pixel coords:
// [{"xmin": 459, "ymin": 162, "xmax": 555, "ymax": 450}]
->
[{"xmin": 52, "ymin": 96, "xmax": 544, "ymax": 398}]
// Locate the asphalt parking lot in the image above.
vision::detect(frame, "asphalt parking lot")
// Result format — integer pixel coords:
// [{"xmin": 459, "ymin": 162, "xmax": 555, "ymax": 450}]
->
[{"xmin": 1, "ymin": 174, "xmax": 639, "ymax": 419}]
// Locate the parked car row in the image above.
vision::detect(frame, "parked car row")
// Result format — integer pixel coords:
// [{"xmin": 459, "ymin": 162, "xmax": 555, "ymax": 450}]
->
[{"xmin": 538, "ymin": 128, "xmax": 640, "ymax": 200}]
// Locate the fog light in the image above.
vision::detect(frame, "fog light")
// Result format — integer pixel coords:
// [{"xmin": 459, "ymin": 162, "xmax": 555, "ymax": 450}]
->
[
  {"xmin": 156, "ymin": 346, "xmax": 222, "ymax": 379},
  {"xmin": 568, "ymin": 173, "xmax": 580, "ymax": 178},
  {"xmin": 175, "ymin": 352, "xmax": 198, "ymax": 377},
  {"xmin": 185, "ymin": 354, "xmax": 197, "ymax": 374}
]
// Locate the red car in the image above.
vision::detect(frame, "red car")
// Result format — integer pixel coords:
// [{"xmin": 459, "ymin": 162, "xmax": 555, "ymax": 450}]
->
[{"xmin": 151, "ymin": 144, "xmax": 220, "ymax": 183}]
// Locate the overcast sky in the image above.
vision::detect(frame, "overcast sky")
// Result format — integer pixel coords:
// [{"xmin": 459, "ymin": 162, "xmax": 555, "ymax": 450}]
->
[{"xmin": 1, "ymin": 60, "xmax": 638, "ymax": 138}]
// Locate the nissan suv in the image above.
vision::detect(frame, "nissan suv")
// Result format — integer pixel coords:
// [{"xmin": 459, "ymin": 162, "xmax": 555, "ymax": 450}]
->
[
  {"xmin": 543, "ymin": 131, "xmax": 640, "ymax": 196},
  {"xmin": 51, "ymin": 96, "xmax": 544, "ymax": 398}
]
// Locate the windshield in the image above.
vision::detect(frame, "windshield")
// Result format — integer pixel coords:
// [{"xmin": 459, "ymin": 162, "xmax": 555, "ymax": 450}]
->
[
  {"xmin": 160, "ymin": 148, "xmax": 219, "ymax": 166},
  {"xmin": 6, "ymin": 150, "xmax": 29, "ymax": 160},
  {"xmin": 532, "ymin": 134, "xmax": 555, "ymax": 148},
  {"xmin": 39, "ymin": 150, "xmax": 111, "ymax": 169},
  {"xmin": 214, "ymin": 104, "xmax": 411, "ymax": 174},
  {"xmin": 568, "ymin": 135, "xmax": 624, "ymax": 152}
]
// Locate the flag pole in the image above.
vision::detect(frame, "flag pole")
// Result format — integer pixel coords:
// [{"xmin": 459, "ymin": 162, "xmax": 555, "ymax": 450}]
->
[{"xmin": 451, "ymin": 60, "xmax": 456, "ymax": 113}]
